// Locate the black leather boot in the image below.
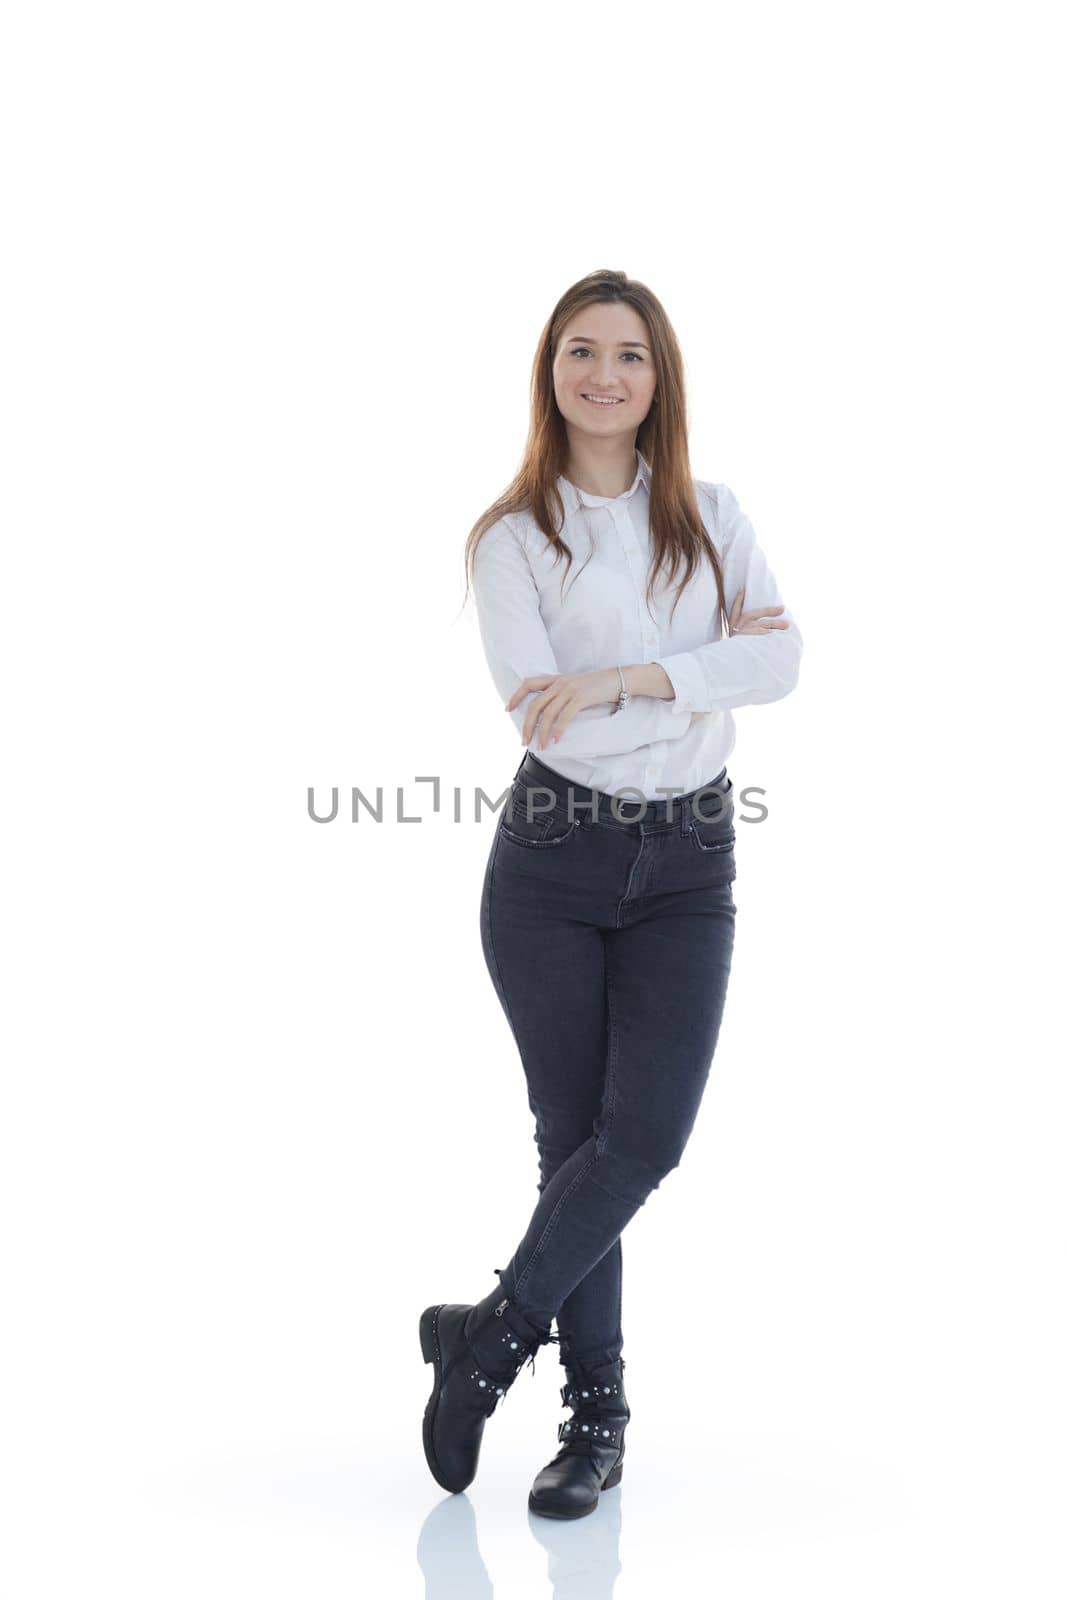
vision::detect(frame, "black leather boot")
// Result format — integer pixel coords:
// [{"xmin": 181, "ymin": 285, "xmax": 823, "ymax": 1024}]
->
[
  {"xmin": 527, "ymin": 1355, "xmax": 630, "ymax": 1519},
  {"xmin": 420, "ymin": 1279, "xmax": 555, "ymax": 1494}
]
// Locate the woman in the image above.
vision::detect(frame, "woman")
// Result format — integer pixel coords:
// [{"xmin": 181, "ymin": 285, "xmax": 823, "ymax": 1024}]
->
[{"xmin": 420, "ymin": 269, "xmax": 802, "ymax": 1519}]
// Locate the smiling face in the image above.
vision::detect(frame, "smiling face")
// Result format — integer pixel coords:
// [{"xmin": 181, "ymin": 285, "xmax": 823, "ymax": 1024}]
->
[{"xmin": 552, "ymin": 300, "xmax": 657, "ymax": 440}]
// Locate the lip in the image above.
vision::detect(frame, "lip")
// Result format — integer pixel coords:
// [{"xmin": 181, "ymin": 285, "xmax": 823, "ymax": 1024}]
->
[{"xmin": 581, "ymin": 394, "xmax": 625, "ymax": 406}]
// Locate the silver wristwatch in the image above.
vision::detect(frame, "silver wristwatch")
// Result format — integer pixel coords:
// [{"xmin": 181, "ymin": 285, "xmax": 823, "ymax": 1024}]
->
[{"xmin": 611, "ymin": 665, "xmax": 630, "ymax": 715}]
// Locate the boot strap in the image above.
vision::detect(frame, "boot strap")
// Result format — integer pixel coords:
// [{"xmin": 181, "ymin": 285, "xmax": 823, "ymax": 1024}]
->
[
  {"xmin": 466, "ymin": 1362, "xmax": 508, "ymax": 1408},
  {"xmin": 498, "ymin": 1326, "xmax": 537, "ymax": 1362},
  {"xmin": 466, "ymin": 1324, "xmax": 539, "ymax": 1408},
  {"xmin": 558, "ymin": 1415, "xmax": 625, "ymax": 1445},
  {"xmin": 560, "ymin": 1378, "xmax": 624, "ymax": 1407}
]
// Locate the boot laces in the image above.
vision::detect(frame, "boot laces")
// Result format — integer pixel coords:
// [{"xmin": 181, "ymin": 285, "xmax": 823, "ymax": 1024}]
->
[
  {"xmin": 529, "ymin": 1328, "xmax": 559, "ymax": 1378},
  {"xmin": 471, "ymin": 1327, "xmax": 559, "ymax": 1415}
]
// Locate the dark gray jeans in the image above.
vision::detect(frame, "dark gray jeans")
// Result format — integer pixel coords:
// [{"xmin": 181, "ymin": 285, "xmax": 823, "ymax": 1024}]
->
[{"xmin": 478, "ymin": 748, "xmax": 737, "ymax": 1369}]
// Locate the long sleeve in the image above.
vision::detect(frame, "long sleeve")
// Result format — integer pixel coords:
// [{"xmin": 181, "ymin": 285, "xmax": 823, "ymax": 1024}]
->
[
  {"xmin": 655, "ymin": 484, "xmax": 803, "ymax": 716},
  {"xmin": 471, "ymin": 516, "xmax": 695, "ymax": 759}
]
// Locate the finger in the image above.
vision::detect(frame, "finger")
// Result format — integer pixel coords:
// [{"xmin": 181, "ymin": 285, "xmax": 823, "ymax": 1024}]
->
[
  {"xmin": 522, "ymin": 688, "xmax": 552, "ymax": 744},
  {"xmin": 506, "ymin": 674, "xmax": 554, "ymax": 712},
  {"xmin": 539, "ymin": 703, "xmax": 564, "ymax": 749},
  {"xmin": 540, "ymin": 693, "xmax": 576, "ymax": 749},
  {"xmin": 508, "ymin": 678, "xmax": 534, "ymax": 716},
  {"xmin": 508, "ymin": 677, "xmax": 529, "ymax": 712},
  {"xmin": 523, "ymin": 688, "xmax": 555, "ymax": 747}
]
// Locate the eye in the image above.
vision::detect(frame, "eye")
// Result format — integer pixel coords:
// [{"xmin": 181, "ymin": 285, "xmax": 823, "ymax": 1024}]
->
[{"xmin": 568, "ymin": 347, "xmax": 644, "ymax": 361}]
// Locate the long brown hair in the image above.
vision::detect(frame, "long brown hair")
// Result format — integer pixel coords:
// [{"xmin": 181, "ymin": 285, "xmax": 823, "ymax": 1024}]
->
[{"xmin": 461, "ymin": 268, "xmax": 728, "ymax": 631}]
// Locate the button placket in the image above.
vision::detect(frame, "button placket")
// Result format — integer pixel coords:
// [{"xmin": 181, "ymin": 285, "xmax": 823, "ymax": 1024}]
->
[
  {"xmin": 554, "ymin": 463, "xmax": 722, "ymax": 801},
  {"xmin": 598, "ymin": 501, "xmax": 646, "ymax": 677},
  {"xmin": 616, "ymin": 503, "xmax": 661, "ymax": 661},
  {"xmin": 609, "ymin": 504, "xmax": 649, "ymax": 662}
]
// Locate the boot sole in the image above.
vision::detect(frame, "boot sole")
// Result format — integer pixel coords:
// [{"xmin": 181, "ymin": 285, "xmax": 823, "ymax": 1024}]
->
[
  {"xmin": 420, "ymin": 1303, "xmax": 465, "ymax": 1493},
  {"xmin": 528, "ymin": 1460, "xmax": 624, "ymax": 1519}
]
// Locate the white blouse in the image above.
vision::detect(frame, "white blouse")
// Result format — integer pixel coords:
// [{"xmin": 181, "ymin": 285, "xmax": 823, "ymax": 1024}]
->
[{"xmin": 470, "ymin": 449, "xmax": 803, "ymax": 800}]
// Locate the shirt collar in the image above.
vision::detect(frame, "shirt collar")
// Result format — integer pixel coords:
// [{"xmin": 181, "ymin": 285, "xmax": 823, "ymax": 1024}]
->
[{"xmin": 558, "ymin": 448, "xmax": 651, "ymax": 511}]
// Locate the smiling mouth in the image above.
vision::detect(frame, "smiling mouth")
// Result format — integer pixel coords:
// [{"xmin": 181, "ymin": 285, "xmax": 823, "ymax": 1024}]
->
[{"xmin": 582, "ymin": 394, "xmax": 624, "ymax": 406}]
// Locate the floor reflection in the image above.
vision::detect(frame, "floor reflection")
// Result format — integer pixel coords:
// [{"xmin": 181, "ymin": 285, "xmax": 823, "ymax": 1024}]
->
[
  {"xmin": 416, "ymin": 1495, "xmax": 492, "ymax": 1600},
  {"xmin": 527, "ymin": 1488, "xmax": 622, "ymax": 1599},
  {"xmin": 416, "ymin": 1486, "xmax": 622, "ymax": 1599}
]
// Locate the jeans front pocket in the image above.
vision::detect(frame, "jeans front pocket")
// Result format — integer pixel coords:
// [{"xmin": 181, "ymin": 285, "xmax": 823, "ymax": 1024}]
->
[
  {"xmin": 687, "ymin": 822, "xmax": 736, "ymax": 884},
  {"xmin": 687, "ymin": 790, "xmax": 736, "ymax": 877},
  {"xmin": 689, "ymin": 822, "xmax": 735, "ymax": 854},
  {"xmin": 500, "ymin": 782, "xmax": 580, "ymax": 849}
]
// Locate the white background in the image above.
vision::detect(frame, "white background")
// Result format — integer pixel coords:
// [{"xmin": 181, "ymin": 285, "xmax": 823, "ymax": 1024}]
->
[{"xmin": 2, "ymin": 2, "xmax": 1064, "ymax": 1596}]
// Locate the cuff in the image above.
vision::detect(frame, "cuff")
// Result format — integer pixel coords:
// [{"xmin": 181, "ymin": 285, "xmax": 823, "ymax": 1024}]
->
[{"xmin": 655, "ymin": 653, "xmax": 705, "ymax": 716}]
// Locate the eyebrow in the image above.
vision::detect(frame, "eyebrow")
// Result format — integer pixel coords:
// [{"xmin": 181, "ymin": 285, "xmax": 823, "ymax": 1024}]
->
[{"xmin": 565, "ymin": 336, "xmax": 650, "ymax": 350}]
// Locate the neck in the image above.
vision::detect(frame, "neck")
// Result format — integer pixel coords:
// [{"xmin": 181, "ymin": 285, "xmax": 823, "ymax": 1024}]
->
[{"xmin": 563, "ymin": 434, "xmax": 639, "ymax": 498}]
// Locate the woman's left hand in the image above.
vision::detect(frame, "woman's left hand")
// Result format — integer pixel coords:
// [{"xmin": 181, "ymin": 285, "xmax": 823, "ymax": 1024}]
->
[
  {"xmin": 728, "ymin": 589, "xmax": 789, "ymax": 635},
  {"xmin": 506, "ymin": 668, "xmax": 622, "ymax": 749}
]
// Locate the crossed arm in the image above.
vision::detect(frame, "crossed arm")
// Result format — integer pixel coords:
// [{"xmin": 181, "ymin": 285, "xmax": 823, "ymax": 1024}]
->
[{"xmin": 471, "ymin": 493, "xmax": 802, "ymax": 758}]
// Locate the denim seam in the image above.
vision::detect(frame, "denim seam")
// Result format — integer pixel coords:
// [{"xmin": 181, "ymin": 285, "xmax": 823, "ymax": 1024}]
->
[
  {"xmin": 515, "ymin": 936, "xmax": 620, "ymax": 1303},
  {"xmin": 615, "ymin": 832, "xmax": 645, "ymax": 928},
  {"xmin": 484, "ymin": 827, "xmax": 519, "ymax": 1042},
  {"xmin": 514, "ymin": 1146, "xmax": 602, "ymax": 1299},
  {"xmin": 616, "ymin": 1236, "xmax": 623, "ymax": 1352},
  {"xmin": 601, "ymin": 941, "xmax": 620, "ymax": 1144}
]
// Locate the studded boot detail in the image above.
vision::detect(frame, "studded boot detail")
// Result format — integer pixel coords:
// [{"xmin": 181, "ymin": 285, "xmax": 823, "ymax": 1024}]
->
[
  {"xmin": 420, "ymin": 1278, "xmax": 555, "ymax": 1494},
  {"xmin": 527, "ymin": 1355, "xmax": 630, "ymax": 1519}
]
